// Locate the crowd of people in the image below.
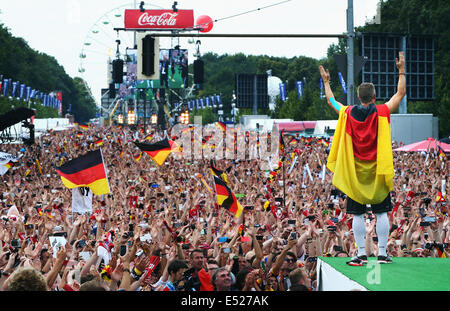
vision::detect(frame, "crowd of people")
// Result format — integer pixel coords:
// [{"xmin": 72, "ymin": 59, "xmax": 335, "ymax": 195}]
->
[{"xmin": 0, "ymin": 122, "xmax": 448, "ymax": 291}]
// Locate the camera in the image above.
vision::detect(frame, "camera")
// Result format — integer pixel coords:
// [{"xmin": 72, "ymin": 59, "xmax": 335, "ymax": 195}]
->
[
  {"xmin": 423, "ymin": 197, "xmax": 432, "ymax": 205},
  {"xmin": 222, "ymin": 247, "xmax": 231, "ymax": 253},
  {"xmin": 11, "ymin": 239, "xmax": 21, "ymax": 248},
  {"xmin": 120, "ymin": 245, "xmax": 127, "ymax": 256},
  {"xmin": 307, "ymin": 256, "xmax": 317, "ymax": 263},
  {"xmin": 244, "ymin": 206, "xmax": 254, "ymax": 210},
  {"xmin": 333, "ymin": 245, "xmax": 343, "ymax": 252},
  {"xmin": 182, "ymin": 243, "xmax": 190, "ymax": 250},
  {"xmin": 256, "ymin": 235, "xmax": 264, "ymax": 241}
]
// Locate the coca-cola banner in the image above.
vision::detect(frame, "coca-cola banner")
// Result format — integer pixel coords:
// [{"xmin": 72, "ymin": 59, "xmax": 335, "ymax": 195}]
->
[{"xmin": 124, "ymin": 9, "xmax": 194, "ymax": 29}]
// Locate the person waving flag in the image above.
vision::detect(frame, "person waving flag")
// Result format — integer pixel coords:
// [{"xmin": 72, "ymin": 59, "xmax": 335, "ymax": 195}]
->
[
  {"xmin": 56, "ymin": 149, "xmax": 110, "ymax": 195},
  {"xmin": 213, "ymin": 176, "xmax": 243, "ymax": 218},
  {"xmin": 133, "ymin": 138, "xmax": 180, "ymax": 166}
]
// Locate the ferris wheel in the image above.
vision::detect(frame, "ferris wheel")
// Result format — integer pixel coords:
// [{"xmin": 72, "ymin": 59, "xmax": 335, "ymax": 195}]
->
[{"xmin": 78, "ymin": 2, "xmax": 174, "ymax": 108}]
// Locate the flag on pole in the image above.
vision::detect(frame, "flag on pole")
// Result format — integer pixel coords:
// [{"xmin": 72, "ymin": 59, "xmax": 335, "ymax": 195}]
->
[
  {"xmin": 213, "ymin": 176, "xmax": 243, "ymax": 218},
  {"xmin": 56, "ymin": 149, "xmax": 110, "ymax": 195},
  {"xmin": 134, "ymin": 152, "xmax": 142, "ymax": 162},
  {"xmin": 133, "ymin": 138, "xmax": 180, "ymax": 166}
]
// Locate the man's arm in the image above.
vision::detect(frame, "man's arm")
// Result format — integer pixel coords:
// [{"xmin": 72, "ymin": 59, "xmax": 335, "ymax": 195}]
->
[
  {"xmin": 319, "ymin": 65, "xmax": 343, "ymax": 115},
  {"xmin": 385, "ymin": 51, "xmax": 406, "ymax": 113}
]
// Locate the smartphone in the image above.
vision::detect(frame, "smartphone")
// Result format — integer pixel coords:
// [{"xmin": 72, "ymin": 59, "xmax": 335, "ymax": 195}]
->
[
  {"xmin": 372, "ymin": 236, "xmax": 378, "ymax": 242},
  {"xmin": 245, "ymin": 206, "xmax": 254, "ymax": 210},
  {"xmin": 200, "ymin": 229, "xmax": 206, "ymax": 235},
  {"xmin": 120, "ymin": 245, "xmax": 127, "ymax": 256},
  {"xmin": 419, "ymin": 208, "xmax": 426, "ymax": 218},
  {"xmin": 307, "ymin": 256, "xmax": 317, "ymax": 263},
  {"xmin": 218, "ymin": 237, "xmax": 228, "ymax": 243},
  {"xmin": 78, "ymin": 240, "xmax": 87, "ymax": 248},
  {"xmin": 333, "ymin": 245, "xmax": 343, "ymax": 252},
  {"xmin": 288, "ymin": 219, "xmax": 296, "ymax": 226},
  {"xmin": 256, "ymin": 235, "xmax": 264, "ymax": 240},
  {"xmin": 53, "ymin": 232, "xmax": 68, "ymax": 237},
  {"xmin": 331, "ymin": 217, "xmax": 339, "ymax": 223},
  {"xmin": 424, "ymin": 216, "xmax": 436, "ymax": 223},
  {"xmin": 222, "ymin": 247, "xmax": 231, "ymax": 253},
  {"xmin": 11, "ymin": 239, "xmax": 21, "ymax": 248},
  {"xmin": 290, "ymin": 232, "xmax": 297, "ymax": 239},
  {"xmin": 327, "ymin": 226, "xmax": 337, "ymax": 232},
  {"xmin": 182, "ymin": 244, "xmax": 190, "ymax": 250}
]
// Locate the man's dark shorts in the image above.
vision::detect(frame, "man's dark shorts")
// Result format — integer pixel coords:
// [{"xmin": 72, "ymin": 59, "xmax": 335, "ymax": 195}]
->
[{"xmin": 346, "ymin": 193, "xmax": 392, "ymax": 215}]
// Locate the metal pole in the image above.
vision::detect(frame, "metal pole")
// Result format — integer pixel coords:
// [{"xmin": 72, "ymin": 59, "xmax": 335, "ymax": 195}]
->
[
  {"xmin": 347, "ymin": 0, "xmax": 355, "ymax": 106},
  {"xmin": 253, "ymin": 75, "xmax": 258, "ymax": 115},
  {"xmin": 399, "ymin": 36, "xmax": 407, "ymax": 114}
]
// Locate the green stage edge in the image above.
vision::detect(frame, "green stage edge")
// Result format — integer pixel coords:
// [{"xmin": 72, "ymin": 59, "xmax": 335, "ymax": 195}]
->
[{"xmin": 319, "ymin": 257, "xmax": 450, "ymax": 291}]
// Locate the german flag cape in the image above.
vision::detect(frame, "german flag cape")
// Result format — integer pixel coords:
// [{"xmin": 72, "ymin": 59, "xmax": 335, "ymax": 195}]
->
[
  {"xmin": 56, "ymin": 149, "xmax": 110, "ymax": 195},
  {"xmin": 134, "ymin": 138, "xmax": 180, "ymax": 166},
  {"xmin": 326, "ymin": 104, "xmax": 394, "ymax": 205},
  {"xmin": 213, "ymin": 176, "xmax": 243, "ymax": 218}
]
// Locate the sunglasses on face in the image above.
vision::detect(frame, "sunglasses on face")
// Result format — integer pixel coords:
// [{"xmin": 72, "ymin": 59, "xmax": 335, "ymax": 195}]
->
[{"xmin": 285, "ymin": 258, "xmax": 295, "ymax": 263}]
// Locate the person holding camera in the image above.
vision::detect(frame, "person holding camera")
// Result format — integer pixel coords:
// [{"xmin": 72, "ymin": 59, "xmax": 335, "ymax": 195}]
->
[{"xmin": 319, "ymin": 51, "xmax": 406, "ymax": 266}]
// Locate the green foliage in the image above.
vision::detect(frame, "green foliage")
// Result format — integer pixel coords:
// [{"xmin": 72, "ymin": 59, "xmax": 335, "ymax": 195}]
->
[
  {"xmin": 0, "ymin": 23, "xmax": 97, "ymax": 122},
  {"xmin": 0, "ymin": 96, "xmax": 58, "ymax": 118},
  {"xmin": 190, "ymin": 107, "xmax": 215, "ymax": 125}
]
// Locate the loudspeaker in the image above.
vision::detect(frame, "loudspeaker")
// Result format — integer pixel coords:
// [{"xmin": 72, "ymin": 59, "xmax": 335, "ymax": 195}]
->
[
  {"xmin": 193, "ymin": 59, "xmax": 204, "ymax": 84},
  {"xmin": 112, "ymin": 59, "xmax": 124, "ymax": 84},
  {"xmin": 142, "ymin": 35, "xmax": 156, "ymax": 76},
  {"xmin": 109, "ymin": 83, "xmax": 116, "ymax": 99},
  {"xmin": 0, "ymin": 107, "xmax": 35, "ymax": 132}
]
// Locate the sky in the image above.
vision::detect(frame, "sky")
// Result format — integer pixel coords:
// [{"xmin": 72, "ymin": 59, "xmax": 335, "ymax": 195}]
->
[{"xmin": 0, "ymin": 0, "xmax": 381, "ymax": 105}]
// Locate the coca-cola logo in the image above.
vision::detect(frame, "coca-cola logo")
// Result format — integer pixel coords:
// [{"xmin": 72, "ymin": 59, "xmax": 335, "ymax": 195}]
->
[{"xmin": 138, "ymin": 12, "xmax": 178, "ymax": 27}]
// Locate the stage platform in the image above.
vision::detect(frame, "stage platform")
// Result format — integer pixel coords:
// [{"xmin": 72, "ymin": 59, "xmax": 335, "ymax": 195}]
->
[{"xmin": 317, "ymin": 257, "xmax": 450, "ymax": 291}]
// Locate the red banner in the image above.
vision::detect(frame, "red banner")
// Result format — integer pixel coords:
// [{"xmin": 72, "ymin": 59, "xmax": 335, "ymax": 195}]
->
[{"xmin": 124, "ymin": 9, "xmax": 194, "ymax": 29}]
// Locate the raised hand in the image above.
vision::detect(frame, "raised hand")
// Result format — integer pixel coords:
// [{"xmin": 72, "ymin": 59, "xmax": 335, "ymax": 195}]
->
[{"xmin": 319, "ymin": 65, "xmax": 330, "ymax": 83}]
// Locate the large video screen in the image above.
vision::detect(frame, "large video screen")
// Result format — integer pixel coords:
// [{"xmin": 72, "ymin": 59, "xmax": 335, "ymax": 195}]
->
[{"xmin": 136, "ymin": 48, "xmax": 188, "ymax": 90}]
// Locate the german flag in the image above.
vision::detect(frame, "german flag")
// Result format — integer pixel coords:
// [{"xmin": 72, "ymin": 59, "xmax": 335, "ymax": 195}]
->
[
  {"xmin": 133, "ymin": 138, "xmax": 180, "ymax": 166},
  {"xmin": 3, "ymin": 161, "xmax": 14, "ymax": 169},
  {"xmin": 56, "ymin": 149, "xmax": 110, "ymax": 195},
  {"xmin": 213, "ymin": 176, "xmax": 243, "ymax": 218},
  {"xmin": 210, "ymin": 159, "xmax": 230, "ymax": 184},
  {"xmin": 80, "ymin": 124, "xmax": 89, "ymax": 130},
  {"xmin": 93, "ymin": 139, "xmax": 103, "ymax": 147},
  {"xmin": 76, "ymin": 131, "xmax": 83, "ymax": 138},
  {"xmin": 216, "ymin": 121, "xmax": 226, "ymax": 132},
  {"xmin": 279, "ymin": 131, "xmax": 286, "ymax": 155},
  {"xmin": 327, "ymin": 104, "xmax": 394, "ymax": 205},
  {"xmin": 134, "ymin": 152, "xmax": 142, "ymax": 162},
  {"xmin": 144, "ymin": 133, "xmax": 153, "ymax": 141}
]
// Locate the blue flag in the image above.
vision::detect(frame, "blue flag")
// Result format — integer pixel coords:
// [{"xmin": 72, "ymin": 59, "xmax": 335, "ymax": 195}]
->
[
  {"xmin": 320, "ymin": 78, "xmax": 325, "ymax": 99},
  {"xmin": 19, "ymin": 84, "xmax": 26, "ymax": 100},
  {"xmin": 338, "ymin": 72, "xmax": 347, "ymax": 94},
  {"xmin": 279, "ymin": 83, "xmax": 287, "ymax": 102},
  {"xmin": 11, "ymin": 81, "xmax": 18, "ymax": 98},
  {"xmin": 2, "ymin": 79, "xmax": 9, "ymax": 97},
  {"xmin": 296, "ymin": 81, "xmax": 303, "ymax": 99}
]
